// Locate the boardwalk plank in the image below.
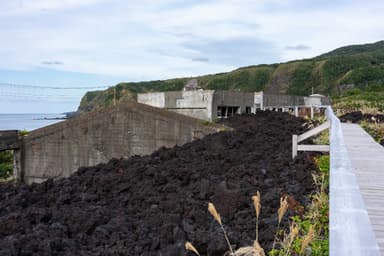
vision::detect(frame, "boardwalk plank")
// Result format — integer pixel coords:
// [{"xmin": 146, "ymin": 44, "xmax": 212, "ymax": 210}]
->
[{"xmin": 342, "ymin": 123, "xmax": 384, "ymax": 254}]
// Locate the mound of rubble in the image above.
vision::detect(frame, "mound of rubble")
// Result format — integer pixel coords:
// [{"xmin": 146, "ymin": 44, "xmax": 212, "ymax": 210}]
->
[
  {"xmin": 340, "ymin": 111, "xmax": 384, "ymax": 123},
  {"xmin": 0, "ymin": 111, "xmax": 319, "ymax": 256}
]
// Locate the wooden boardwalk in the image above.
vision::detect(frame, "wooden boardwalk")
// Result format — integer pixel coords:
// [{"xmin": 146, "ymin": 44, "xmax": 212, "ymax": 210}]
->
[{"xmin": 341, "ymin": 123, "xmax": 384, "ymax": 255}]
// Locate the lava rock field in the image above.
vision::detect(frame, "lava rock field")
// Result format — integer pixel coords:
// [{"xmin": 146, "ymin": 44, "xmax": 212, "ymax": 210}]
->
[{"xmin": 0, "ymin": 111, "xmax": 319, "ymax": 256}]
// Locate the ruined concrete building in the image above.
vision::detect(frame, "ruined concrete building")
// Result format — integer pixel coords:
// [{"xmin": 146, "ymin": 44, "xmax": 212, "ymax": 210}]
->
[{"xmin": 138, "ymin": 90, "xmax": 331, "ymax": 121}]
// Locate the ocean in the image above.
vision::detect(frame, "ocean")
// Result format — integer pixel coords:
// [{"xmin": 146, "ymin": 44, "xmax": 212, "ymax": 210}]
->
[{"xmin": 0, "ymin": 113, "xmax": 65, "ymax": 131}]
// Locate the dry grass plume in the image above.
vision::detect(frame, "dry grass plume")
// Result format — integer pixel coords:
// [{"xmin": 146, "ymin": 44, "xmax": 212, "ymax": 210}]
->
[
  {"xmin": 278, "ymin": 196, "xmax": 289, "ymax": 224},
  {"xmin": 208, "ymin": 202, "xmax": 235, "ymax": 255},
  {"xmin": 252, "ymin": 191, "xmax": 261, "ymax": 242},
  {"xmin": 208, "ymin": 202, "xmax": 222, "ymax": 225},
  {"xmin": 301, "ymin": 226, "xmax": 315, "ymax": 253},
  {"xmin": 185, "ymin": 241, "xmax": 200, "ymax": 256}
]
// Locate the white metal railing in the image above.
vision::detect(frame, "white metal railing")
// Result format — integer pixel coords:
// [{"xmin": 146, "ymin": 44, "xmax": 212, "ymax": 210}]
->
[
  {"xmin": 292, "ymin": 120, "xmax": 330, "ymax": 159},
  {"xmin": 326, "ymin": 106, "xmax": 380, "ymax": 255}
]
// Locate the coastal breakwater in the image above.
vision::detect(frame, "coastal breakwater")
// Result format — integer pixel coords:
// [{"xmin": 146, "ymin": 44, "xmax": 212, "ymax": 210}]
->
[{"xmin": 11, "ymin": 101, "xmax": 218, "ymax": 184}]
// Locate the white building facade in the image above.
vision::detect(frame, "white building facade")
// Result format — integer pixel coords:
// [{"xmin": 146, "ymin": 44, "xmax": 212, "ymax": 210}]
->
[{"xmin": 138, "ymin": 90, "xmax": 330, "ymax": 121}]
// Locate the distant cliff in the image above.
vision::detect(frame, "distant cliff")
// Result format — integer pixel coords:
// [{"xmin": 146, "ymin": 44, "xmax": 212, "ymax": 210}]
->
[{"xmin": 78, "ymin": 40, "xmax": 384, "ymax": 113}]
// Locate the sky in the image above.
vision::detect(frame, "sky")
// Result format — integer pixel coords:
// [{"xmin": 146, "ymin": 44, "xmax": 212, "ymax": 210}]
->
[{"xmin": 0, "ymin": 0, "xmax": 383, "ymax": 113}]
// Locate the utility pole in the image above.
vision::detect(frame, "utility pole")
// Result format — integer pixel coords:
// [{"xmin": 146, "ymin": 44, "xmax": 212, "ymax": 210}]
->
[{"xmin": 113, "ymin": 87, "xmax": 116, "ymax": 106}]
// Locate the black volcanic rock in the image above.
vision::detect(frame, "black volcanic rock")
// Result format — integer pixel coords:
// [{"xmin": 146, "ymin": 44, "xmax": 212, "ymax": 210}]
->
[{"xmin": 0, "ymin": 111, "xmax": 318, "ymax": 255}]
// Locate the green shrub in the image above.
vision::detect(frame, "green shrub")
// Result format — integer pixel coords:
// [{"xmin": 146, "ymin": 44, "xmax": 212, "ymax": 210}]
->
[{"xmin": 0, "ymin": 150, "xmax": 13, "ymax": 179}]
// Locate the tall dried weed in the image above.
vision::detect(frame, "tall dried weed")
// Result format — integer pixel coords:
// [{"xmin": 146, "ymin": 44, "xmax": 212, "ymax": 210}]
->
[
  {"xmin": 208, "ymin": 202, "xmax": 235, "ymax": 255},
  {"xmin": 252, "ymin": 191, "xmax": 261, "ymax": 242},
  {"xmin": 185, "ymin": 241, "xmax": 200, "ymax": 256}
]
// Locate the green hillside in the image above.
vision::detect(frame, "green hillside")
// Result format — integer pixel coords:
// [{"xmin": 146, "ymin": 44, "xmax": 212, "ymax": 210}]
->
[{"xmin": 78, "ymin": 40, "xmax": 384, "ymax": 113}]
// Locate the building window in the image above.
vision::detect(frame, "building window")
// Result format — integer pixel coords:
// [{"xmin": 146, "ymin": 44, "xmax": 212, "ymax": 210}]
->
[
  {"xmin": 217, "ymin": 106, "xmax": 240, "ymax": 119},
  {"xmin": 245, "ymin": 106, "xmax": 251, "ymax": 114}
]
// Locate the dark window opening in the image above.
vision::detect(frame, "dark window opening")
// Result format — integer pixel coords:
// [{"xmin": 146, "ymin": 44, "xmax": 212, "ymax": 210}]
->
[
  {"xmin": 245, "ymin": 106, "xmax": 251, "ymax": 114},
  {"xmin": 217, "ymin": 106, "xmax": 240, "ymax": 119}
]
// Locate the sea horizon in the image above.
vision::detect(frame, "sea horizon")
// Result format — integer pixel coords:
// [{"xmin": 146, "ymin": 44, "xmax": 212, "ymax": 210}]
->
[{"xmin": 0, "ymin": 113, "xmax": 66, "ymax": 131}]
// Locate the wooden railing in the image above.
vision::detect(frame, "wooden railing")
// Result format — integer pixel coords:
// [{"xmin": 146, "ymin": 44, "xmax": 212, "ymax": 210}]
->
[
  {"xmin": 293, "ymin": 107, "xmax": 380, "ymax": 255},
  {"xmin": 292, "ymin": 120, "xmax": 330, "ymax": 159},
  {"xmin": 326, "ymin": 106, "xmax": 380, "ymax": 255}
]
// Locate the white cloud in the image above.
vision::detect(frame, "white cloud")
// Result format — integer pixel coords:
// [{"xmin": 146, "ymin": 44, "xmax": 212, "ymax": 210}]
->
[
  {"xmin": 0, "ymin": 0, "xmax": 103, "ymax": 15},
  {"xmin": 0, "ymin": 0, "xmax": 383, "ymax": 80}
]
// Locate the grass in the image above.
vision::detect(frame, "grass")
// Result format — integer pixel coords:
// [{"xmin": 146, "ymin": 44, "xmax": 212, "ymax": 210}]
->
[
  {"xmin": 270, "ymin": 155, "xmax": 329, "ymax": 256},
  {"xmin": 311, "ymin": 116, "xmax": 329, "ymax": 146},
  {"xmin": 0, "ymin": 130, "xmax": 28, "ymax": 182},
  {"xmin": 333, "ymin": 89, "xmax": 384, "ymax": 143},
  {"xmin": 360, "ymin": 121, "xmax": 384, "ymax": 143},
  {"xmin": 0, "ymin": 150, "xmax": 13, "ymax": 180},
  {"xmin": 333, "ymin": 88, "xmax": 384, "ymax": 114},
  {"xmin": 312, "ymin": 130, "xmax": 329, "ymax": 145}
]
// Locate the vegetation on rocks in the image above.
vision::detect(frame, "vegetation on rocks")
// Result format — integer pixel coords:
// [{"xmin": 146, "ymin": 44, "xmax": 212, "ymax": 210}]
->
[
  {"xmin": 333, "ymin": 86, "xmax": 384, "ymax": 114},
  {"xmin": 0, "ymin": 151, "xmax": 13, "ymax": 180},
  {"xmin": 185, "ymin": 154, "xmax": 330, "ymax": 256},
  {"xmin": 77, "ymin": 40, "xmax": 384, "ymax": 113}
]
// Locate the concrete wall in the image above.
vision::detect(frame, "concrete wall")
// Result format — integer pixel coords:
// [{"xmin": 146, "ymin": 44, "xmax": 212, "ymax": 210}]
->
[
  {"xmin": 138, "ymin": 90, "xmax": 215, "ymax": 121},
  {"xmin": 263, "ymin": 94, "xmax": 331, "ymax": 108},
  {"xmin": 254, "ymin": 92, "xmax": 263, "ymax": 110},
  {"xmin": 138, "ymin": 90, "xmax": 331, "ymax": 121},
  {"xmin": 0, "ymin": 130, "xmax": 19, "ymax": 151},
  {"xmin": 18, "ymin": 102, "xmax": 218, "ymax": 184},
  {"xmin": 263, "ymin": 94, "xmax": 306, "ymax": 107},
  {"xmin": 164, "ymin": 91, "xmax": 183, "ymax": 108},
  {"xmin": 174, "ymin": 90, "xmax": 214, "ymax": 120},
  {"xmin": 212, "ymin": 91, "xmax": 255, "ymax": 120},
  {"xmin": 305, "ymin": 95, "xmax": 332, "ymax": 106},
  {"xmin": 137, "ymin": 92, "xmax": 166, "ymax": 108}
]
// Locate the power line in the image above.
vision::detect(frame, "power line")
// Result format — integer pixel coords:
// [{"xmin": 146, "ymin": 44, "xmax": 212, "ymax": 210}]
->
[
  {"xmin": 0, "ymin": 92, "xmax": 81, "ymax": 99},
  {"xmin": 0, "ymin": 81, "xmax": 110, "ymax": 103},
  {"xmin": 0, "ymin": 82, "xmax": 109, "ymax": 90}
]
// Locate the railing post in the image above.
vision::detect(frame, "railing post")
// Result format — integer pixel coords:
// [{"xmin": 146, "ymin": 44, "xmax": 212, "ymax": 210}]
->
[
  {"xmin": 310, "ymin": 106, "xmax": 314, "ymax": 119},
  {"xmin": 292, "ymin": 134, "xmax": 298, "ymax": 159}
]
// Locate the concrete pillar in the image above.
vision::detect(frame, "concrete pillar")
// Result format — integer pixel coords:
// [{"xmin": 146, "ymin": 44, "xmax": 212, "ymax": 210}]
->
[
  {"xmin": 292, "ymin": 134, "xmax": 298, "ymax": 159},
  {"xmin": 13, "ymin": 148, "xmax": 23, "ymax": 182},
  {"xmin": 294, "ymin": 106, "xmax": 299, "ymax": 117},
  {"xmin": 310, "ymin": 106, "xmax": 314, "ymax": 119}
]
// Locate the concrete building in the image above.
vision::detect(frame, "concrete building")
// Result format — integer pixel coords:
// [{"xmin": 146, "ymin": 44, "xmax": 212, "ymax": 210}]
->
[
  {"xmin": 1, "ymin": 101, "xmax": 219, "ymax": 184},
  {"xmin": 138, "ymin": 90, "xmax": 331, "ymax": 121}
]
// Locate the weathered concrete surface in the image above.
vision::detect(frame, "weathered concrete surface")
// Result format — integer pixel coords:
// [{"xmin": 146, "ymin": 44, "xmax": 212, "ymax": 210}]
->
[
  {"xmin": 212, "ymin": 91, "xmax": 254, "ymax": 119},
  {"xmin": 173, "ymin": 90, "xmax": 214, "ymax": 120},
  {"xmin": 18, "ymin": 101, "xmax": 219, "ymax": 184},
  {"xmin": 137, "ymin": 91, "xmax": 168, "ymax": 108},
  {"xmin": 0, "ymin": 130, "xmax": 20, "ymax": 151},
  {"xmin": 263, "ymin": 93, "xmax": 305, "ymax": 107},
  {"xmin": 138, "ymin": 90, "xmax": 331, "ymax": 121},
  {"xmin": 138, "ymin": 90, "xmax": 215, "ymax": 120},
  {"xmin": 263, "ymin": 94, "xmax": 331, "ymax": 107},
  {"xmin": 138, "ymin": 90, "xmax": 256, "ymax": 121}
]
